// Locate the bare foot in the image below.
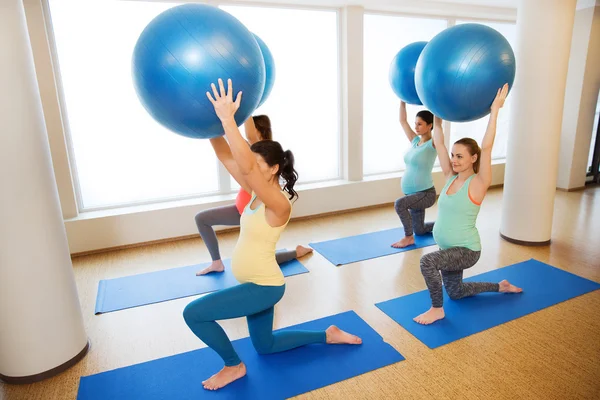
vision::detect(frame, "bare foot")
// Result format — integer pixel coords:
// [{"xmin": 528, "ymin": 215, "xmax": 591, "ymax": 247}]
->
[
  {"xmin": 202, "ymin": 363, "xmax": 247, "ymax": 390},
  {"xmin": 499, "ymin": 280, "xmax": 523, "ymax": 293},
  {"xmin": 196, "ymin": 260, "xmax": 225, "ymax": 276},
  {"xmin": 413, "ymin": 307, "xmax": 445, "ymax": 325},
  {"xmin": 296, "ymin": 245, "xmax": 313, "ymax": 258},
  {"xmin": 325, "ymin": 325, "xmax": 362, "ymax": 345},
  {"xmin": 391, "ymin": 236, "xmax": 415, "ymax": 248}
]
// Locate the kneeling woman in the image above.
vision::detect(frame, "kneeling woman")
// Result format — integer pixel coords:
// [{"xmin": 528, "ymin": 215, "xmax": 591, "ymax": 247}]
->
[
  {"xmin": 414, "ymin": 84, "xmax": 522, "ymax": 325},
  {"xmin": 183, "ymin": 79, "xmax": 362, "ymax": 391}
]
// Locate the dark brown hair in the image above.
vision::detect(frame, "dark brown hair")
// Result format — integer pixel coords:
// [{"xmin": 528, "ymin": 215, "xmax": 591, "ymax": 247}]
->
[
  {"xmin": 416, "ymin": 110, "xmax": 433, "ymax": 126},
  {"xmin": 252, "ymin": 115, "xmax": 272, "ymax": 141},
  {"xmin": 250, "ymin": 140, "xmax": 298, "ymax": 200}
]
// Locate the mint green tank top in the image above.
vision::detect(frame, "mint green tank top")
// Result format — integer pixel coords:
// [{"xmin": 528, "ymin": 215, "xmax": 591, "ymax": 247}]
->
[
  {"xmin": 401, "ymin": 137, "xmax": 437, "ymax": 195},
  {"xmin": 432, "ymin": 174, "xmax": 481, "ymax": 251}
]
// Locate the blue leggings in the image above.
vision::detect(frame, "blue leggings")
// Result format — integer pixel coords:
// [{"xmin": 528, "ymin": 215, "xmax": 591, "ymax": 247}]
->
[{"xmin": 183, "ymin": 283, "xmax": 326, "ymax": 366}]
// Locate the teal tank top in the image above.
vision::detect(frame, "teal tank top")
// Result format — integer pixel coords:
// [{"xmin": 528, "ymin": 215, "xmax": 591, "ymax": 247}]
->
[
  {"xmin": 401, "ymin": 137, "xmax": 437, "ymax": 195},
  {"xmin": 432, "ymin": 174, "xmax": 481, "ymax": 251}
]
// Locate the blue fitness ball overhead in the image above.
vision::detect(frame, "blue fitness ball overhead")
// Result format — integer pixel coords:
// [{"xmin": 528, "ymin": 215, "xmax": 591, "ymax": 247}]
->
[
  {"xmin": 253, "ymin": 33, "xmax": 276, "ymax": 108},
  {"xmin": 415, "ymin": 24, "xmax": 516, "ymax": 122},
  {"xmin": 132, "ymin": 4, "xmax": 266, "ymax": 139},
  {"xmin": 389, "ymin": 41, "xmax": 428, "ymax": 105}
]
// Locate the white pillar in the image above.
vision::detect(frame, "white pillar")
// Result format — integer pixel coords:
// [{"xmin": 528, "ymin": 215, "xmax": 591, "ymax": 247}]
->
[
  {"xmin": 500, "ymin": 0, "xmax": 578, "ymax": 245},
  {"xmin": 23, "ymin": 0, "xmax": 80, "ymax": 219},
  {"xmin": 557, "ymin": 2, "xmax": 600, "ymax": 190},
  {"xmin": 0, "ymin": 0, "xmax": 88, "ymax": 384},
  {"xmin": 341, "ymin": 6, "xmax": 364, "ymax": 181}
]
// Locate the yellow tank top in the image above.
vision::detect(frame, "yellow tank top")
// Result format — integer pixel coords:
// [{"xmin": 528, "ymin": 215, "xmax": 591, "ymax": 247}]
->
[{"xmin": 231, "ymin": 192, "xmax": 291, "ymax": 286}]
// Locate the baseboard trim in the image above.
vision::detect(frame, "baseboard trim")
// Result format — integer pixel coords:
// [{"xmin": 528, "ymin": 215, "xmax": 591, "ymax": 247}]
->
[
  {"xmin": 500, "ymin": 232, "xmax": 551, "ymax": 246},
  {"xmin": 0, "ymin": 341, "xmax": 89, "ymax": 385},
  {"xmin": 556, "ymin": 186, "xmax": 586, "ymax": 192}
]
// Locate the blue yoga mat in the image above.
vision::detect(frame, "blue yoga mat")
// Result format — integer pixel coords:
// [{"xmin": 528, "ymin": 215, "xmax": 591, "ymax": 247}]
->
[
  {"xmin": 376, "ymin": 258, "xmax": 600, "ymax": 349},
  {"xmin": 95, "ymin": 256, "xmax": 308, "ymax": 314},
  {"xmin": 77, "ymin": 311, "xmax": 404, "ymax": 399},
  {"xmin": 309, "ymin": 228, "xmax": 436, "ymax": 265}
]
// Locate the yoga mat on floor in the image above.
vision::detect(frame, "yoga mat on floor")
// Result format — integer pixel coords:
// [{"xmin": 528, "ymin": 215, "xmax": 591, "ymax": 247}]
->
[
  {"xmin": 376, "ymin": 258, "xmax": 600, "ymax": 349},
  {"xmin": 95, "ymin": 255, "xmax": 308, "ymax": 314},
  {"xmin": 77, "ymin": 311, "xmax": 404, "ymax": 400},
  {"xmin": 309, "ymin": 228, "xmax": 436, "ymax": 266}
]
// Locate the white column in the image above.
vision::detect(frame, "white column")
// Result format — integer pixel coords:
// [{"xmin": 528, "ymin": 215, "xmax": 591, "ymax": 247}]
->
[
  {"xmin": 341, "ymin": 6, "xmax": 363, "ymax": 181},
  {"xmin": 23, "ymin": 0, "xmax": 79, "ymax": 219},
  {"xmin": 0, "ymin": 0, "xmax": 88, "ymax": 383},
  {"xmin": 557, "ymin": 2, "xmax": 600, "ymax": 190},
  {"xmin": 500, "ymin": 0, "xmax": 577, "ymax": 244}
]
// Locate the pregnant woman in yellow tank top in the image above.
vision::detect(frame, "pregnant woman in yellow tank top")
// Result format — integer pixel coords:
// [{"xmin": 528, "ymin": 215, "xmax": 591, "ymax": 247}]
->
[
  {"xmin": 194, "ymin": 115, "xmax": 312, "ymax": 276},
  {"xmin": 183, "ymin": 79, "xmax": 361, "ymax": 391},
  {"xmin": 414, "ymin": 84, "xmax": 522, "ymax": 325}
]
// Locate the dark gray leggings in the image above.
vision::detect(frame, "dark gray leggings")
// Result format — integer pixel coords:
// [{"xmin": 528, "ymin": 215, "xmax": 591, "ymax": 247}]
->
[
  {"xmin": 194, "ymin": 205, "xmax": 296, "ymax": 264},
  {"xmin": 420, "ymin": 247, "xmax": 499, "ymax": 308},
  {"xmin": 394, "ymin": 187, "xmax": 436, "ymax": 237}
]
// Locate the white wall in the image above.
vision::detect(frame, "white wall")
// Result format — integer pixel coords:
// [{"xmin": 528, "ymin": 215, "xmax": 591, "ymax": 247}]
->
[
  {"xmin": 23, "ymin": 0, "xmax": 515, "ymax": 255},
  {"xmin": 557, "ymin": 3, "xmax": 600, "ymax": 189},
  {"xmin": 63, "ymin": 164, "xmax": 506, "ymax": 254}
]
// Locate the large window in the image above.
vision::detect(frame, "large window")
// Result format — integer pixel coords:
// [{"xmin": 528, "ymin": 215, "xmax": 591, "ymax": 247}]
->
[
  {"xmin": 221, "ymin": 5, "xmax": 340, "ymax": 188},
  {"xmin": 48, "ymin": 0, "xmax": 217, "ymax": 210},
  {"xmin": 48, "ymin": 0, "xmax": 339, "ymax": 210},
  {"xmin": 363, "ymin": 14, "xmax": 447, "ymax": 175},
  {"xmin": 449, "ymin": 21, "xmax": 517, "ymax": 159}
]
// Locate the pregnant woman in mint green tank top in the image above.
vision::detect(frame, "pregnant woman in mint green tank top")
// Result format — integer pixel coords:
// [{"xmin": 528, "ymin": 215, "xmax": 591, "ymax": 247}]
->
[
  {"xmin": 391, "ymin": 101, "xmax": 439, "ymax": 249},
  {"xmin": 414, "ymin": 84, "xmax": 523, "ymax": 326}
]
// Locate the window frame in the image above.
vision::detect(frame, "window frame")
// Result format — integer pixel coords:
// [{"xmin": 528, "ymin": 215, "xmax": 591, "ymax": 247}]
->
[{"xmin": 44, "ymin": 0, "xmax": 343, "ymax": 212}]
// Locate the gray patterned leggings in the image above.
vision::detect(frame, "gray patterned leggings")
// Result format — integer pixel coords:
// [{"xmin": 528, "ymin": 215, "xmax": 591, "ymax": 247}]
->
[
  {"xmin": 394, "ymin": 187, "xmax": 436, "ymax": 237},
  {"xmin": 194, "ymin": 204, "xmax": 296, "ymax": 264},
  {"xmin": 420, "ymin": 247, "xmax": 499, "ymax": 308}
]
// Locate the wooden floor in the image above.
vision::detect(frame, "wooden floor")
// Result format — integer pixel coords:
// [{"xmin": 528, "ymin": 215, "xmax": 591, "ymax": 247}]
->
[{"xmin": 1, "ymin": 186, "xmax": 599, "ymax": 400}]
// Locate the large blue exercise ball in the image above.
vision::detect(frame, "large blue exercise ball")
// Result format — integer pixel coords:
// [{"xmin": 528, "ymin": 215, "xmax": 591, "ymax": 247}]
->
[
  {"xmin": 388, "ymin": 41, "xmax": 427, "ymax": 105},
  {"xmin": 253, "ymin": 33, "xmax": 276, "ymax": 108},
  {"xmin": 132, "ymin": 4, "xmax": 266, "ymax": 139},
  {"xmin": 415, "ymin": 24, "xmax": 516, "ymax": 122}
]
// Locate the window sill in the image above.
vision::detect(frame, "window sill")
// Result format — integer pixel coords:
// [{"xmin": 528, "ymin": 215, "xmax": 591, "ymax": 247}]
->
[
  {"xmin": 68, "ymin": 158, "xmax": 507, "ymax": 222},
  {"xmin": 64, "ymin": 160, "xmax": 506, "ymax": 254}
]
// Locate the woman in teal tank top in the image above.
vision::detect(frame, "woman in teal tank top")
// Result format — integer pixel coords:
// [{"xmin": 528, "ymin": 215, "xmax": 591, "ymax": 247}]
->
[
  {"xmin": 391, "ymin": 101, "xmax": 439, "ymax": 248},
  {"xmin": 414, "ymin": 84, "xmax": 522, "ymax": 325}
]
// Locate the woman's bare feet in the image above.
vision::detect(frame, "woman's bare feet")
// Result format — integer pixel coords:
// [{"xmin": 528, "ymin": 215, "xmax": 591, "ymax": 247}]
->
[
  {"xmin": 391, "ymin": 235, "xmax": 415, "ymax": 248},
  {"xmin": 295, "ymin": 245, "xmax": 313, "ymax": 258},
  {"xmin": 202, "ymin": 363, "xmax": 247, "ymax": 390},
  {"xmin": 196, "ymin": 260, "xmax": 225, "ymax": 276},
  {"xmin": 499, "ymin": 280, "xmax": 523, "ymax": 293},
  {"xmin": 325, "ymin": 325, "xmax": 362, "ymax": 345},
  {"xmin": 413, "ymin": 307, "xmax": 445, "ymax": 325}
]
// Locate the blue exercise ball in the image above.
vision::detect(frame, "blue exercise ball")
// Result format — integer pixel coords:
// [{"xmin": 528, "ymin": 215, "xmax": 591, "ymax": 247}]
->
[
  {"xmin": 253, "ymin": 33, "xmax": 276, "ymax": 108},
  {"xmin": 415, "ymin": 24, "xmax": 516, "ymax": 122},
  {"xmin": 388, "ymin": 41, "xmax": 428, "ymax": 105},
  {"xmin": 132, "ymin": 4, "xmax": 266, "ymax": 139}
]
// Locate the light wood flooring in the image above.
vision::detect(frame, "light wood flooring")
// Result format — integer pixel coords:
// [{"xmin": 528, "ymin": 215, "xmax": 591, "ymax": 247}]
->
[{"xmin": 1, "ymin": 186, "xmax": 599, "ymax": 399}]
